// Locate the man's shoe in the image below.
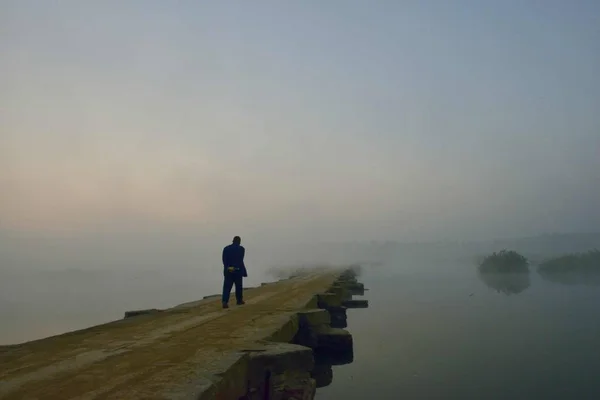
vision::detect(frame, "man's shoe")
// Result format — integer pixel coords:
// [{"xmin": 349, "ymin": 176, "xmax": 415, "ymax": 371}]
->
[
  {"xmin": 222, "ymin": 303, "xmax": 229, "ymax": 309},
  {"xmin": 236, "ymin": 300, "xmax": 245, "ymax": 305}
]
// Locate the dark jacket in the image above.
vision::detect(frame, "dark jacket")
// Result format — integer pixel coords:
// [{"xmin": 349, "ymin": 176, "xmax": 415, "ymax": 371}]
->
[{"xmin": 222, "ymin": 243, "xmax": 247, "ymax": 277}]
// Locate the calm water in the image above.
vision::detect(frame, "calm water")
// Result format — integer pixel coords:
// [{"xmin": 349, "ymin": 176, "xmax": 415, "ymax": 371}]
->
[
  {"xmin": 4, "ymin": 259, "xmax": 600, "ymax": 399},
  {"xmin": 316, "ymin": 262, "xmax": 600, "ymax": 400}
]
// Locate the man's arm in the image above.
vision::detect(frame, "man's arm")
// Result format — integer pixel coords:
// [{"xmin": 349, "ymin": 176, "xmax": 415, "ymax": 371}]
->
[
  {"xmin": 240, "ymin": 246, "xmax": 247, "ymax": 277},
  {"xmin": 222, "ymin": 247, "xmax": 228, "ymax": 267}
]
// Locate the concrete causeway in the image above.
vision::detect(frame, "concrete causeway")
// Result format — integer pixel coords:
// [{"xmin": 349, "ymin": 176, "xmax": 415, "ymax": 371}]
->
[{"xmin": 0, "ymin": 267, "xmax": 368, "ymax": 400}]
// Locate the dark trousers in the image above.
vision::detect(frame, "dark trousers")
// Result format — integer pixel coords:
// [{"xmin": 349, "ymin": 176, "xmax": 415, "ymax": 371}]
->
[{"xmin": 222, "ymin": 272, "xmax": 243, "ymax": 304}]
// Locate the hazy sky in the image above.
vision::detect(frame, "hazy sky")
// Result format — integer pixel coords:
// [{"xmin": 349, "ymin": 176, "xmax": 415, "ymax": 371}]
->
[{"xmin": 2, "ymin": 0, "xmax": 599, "ymax": 243}]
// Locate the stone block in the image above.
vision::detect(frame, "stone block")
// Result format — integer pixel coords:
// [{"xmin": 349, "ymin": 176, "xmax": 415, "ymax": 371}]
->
[
  {"xmin": 271, "ymin": 373, "xmax": 316, "ymax": 400},
  {"xmin": 327, "ymin": 305, "xmax": 347, "ymax": 329},
  {"xmin": 294, "ymin": 328, "xmax": 319, "ymax": 349},
  {"xmin": 329, "ymin": 317, "xmax": 347, "ymax": 329},
  {"xmin": 245, "ymin": 343, "xmax": 316, "ymax": 400},
  {"xmin": 326, "ymin": 285, "xmax": 351, "ymax": 301},
  {"xmin": 342, "ymin": 299, "xmax": 369, "ymax": 308},
  {"xmin": 243, "ymin": 343, "xmax": 314, "ymax": 400},
  {"xmin": 311, "ymin": 363, "xmax": 333, "ymax": 388},
  {"xmin": 314, "ymin": 327, "xmax": 353, "ymax": 355},
  {"xmin": 314, "ymin": 348, "xmax": 354, "ymax": 366},
  {"xmin": 246, "ymin": 343, "xmax": 314, "ymax": 378},
  {"xmin": 303, "ymin": 295, "xmax": 320, "ymax": 309},
  {"xmin": 266, "ymin": 314, "xmax": 301, "ymax": 343},
  {"xmin": 316, "ymin": 293, "xmax": 342, "ymax": 309},
  {"xmin": 345, "ymin": 282, "xmax": 364, "ymax": 290},
  {"xmin": 294, "ymin": 310, "xmax": 330, "ymax": 349},
  {"xmin": 348, "ymin": 287, "xmax": 365, "ymax": 296},
  {"xmin": 165, "ymin": 352, "xmax": 250, "ymax": 400},
  {"xmin": 337, "ymin": 277, "xmax": 358, "ymax": 285},
  {"xmin": 297, "ymin": 309, "xmax": 331, "ymax": 328}
]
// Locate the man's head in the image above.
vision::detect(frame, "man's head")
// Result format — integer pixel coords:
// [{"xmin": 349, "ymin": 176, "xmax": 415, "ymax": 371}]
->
[{"xmin": 232, "ymin": 236, "xmax": 241, "ymax": 245}]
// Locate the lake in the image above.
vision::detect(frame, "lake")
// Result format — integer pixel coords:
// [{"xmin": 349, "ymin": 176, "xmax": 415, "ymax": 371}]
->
[
  {"xmin": 316, "ymin": 261, "xmax": 600, "ymax": 399},
  {"xmin": 3, "ymin": 257, "xmax": 600, "ymax": 399}
]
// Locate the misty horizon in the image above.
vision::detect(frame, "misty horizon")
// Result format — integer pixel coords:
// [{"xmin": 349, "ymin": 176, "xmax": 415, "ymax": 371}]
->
[{"xmin": 2, "ymin": 1, "xmax": 599, "ymax": 245}]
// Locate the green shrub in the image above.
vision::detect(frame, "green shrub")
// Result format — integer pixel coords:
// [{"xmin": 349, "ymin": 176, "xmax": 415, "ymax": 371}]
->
[
  {"xmin": 478, "ymin": 249, "xmax": 529, "ymax": 273},
  {"xmin": 538, "ymin": 249, "xmax": 600, "ymax": 274}
]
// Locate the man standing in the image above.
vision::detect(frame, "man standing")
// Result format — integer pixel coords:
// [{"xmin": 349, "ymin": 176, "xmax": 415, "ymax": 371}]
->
[{"xmin": 221, "ymin": 236, "xmax": 248, "ymax": 309}]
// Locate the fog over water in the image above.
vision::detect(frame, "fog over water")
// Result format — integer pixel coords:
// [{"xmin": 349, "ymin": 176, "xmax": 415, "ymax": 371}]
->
[
  {"xmin": 2, "ymin": 233, "xmax": 599, "ymax": 345},
  {"xmin": 316, "ymin": 238, "xmax": 600, "ymax": 399}
]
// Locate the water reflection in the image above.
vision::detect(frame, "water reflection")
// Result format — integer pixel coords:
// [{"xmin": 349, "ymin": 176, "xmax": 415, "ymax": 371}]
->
[
  {"xmin": 538, "ymin": 270, "xmax": 600, "ymax": 286},
  {"xmin": 478, "ymin": 271, "xmax": 531, "ymax": 295}
]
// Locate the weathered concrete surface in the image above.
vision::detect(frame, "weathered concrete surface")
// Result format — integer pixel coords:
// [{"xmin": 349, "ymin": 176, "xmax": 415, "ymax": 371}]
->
[{"xmin": 0, "ymin": 270, "xmax": 353, "ymax": 400}]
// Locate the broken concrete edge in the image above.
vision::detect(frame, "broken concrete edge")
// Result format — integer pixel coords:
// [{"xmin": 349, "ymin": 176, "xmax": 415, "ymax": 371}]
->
[{"xmin": 174, "ymin": 267, "xmax": 366, "ymax": 400}]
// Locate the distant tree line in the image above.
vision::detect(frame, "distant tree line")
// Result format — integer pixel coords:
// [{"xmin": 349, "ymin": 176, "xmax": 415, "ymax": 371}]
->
[
  {"xmin": 479, "ymin": 249, "xmax": 599, "ymax": 274},
  {"xmin": 538, "ymin": 249, "xmax": 600, "ymax": 273}
]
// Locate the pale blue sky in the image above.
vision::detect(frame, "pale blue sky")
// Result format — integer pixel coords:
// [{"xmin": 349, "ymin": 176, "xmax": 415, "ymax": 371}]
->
[{"xmin": 1, "ymin": 0, "xmax": 599, "ymax": 243}]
